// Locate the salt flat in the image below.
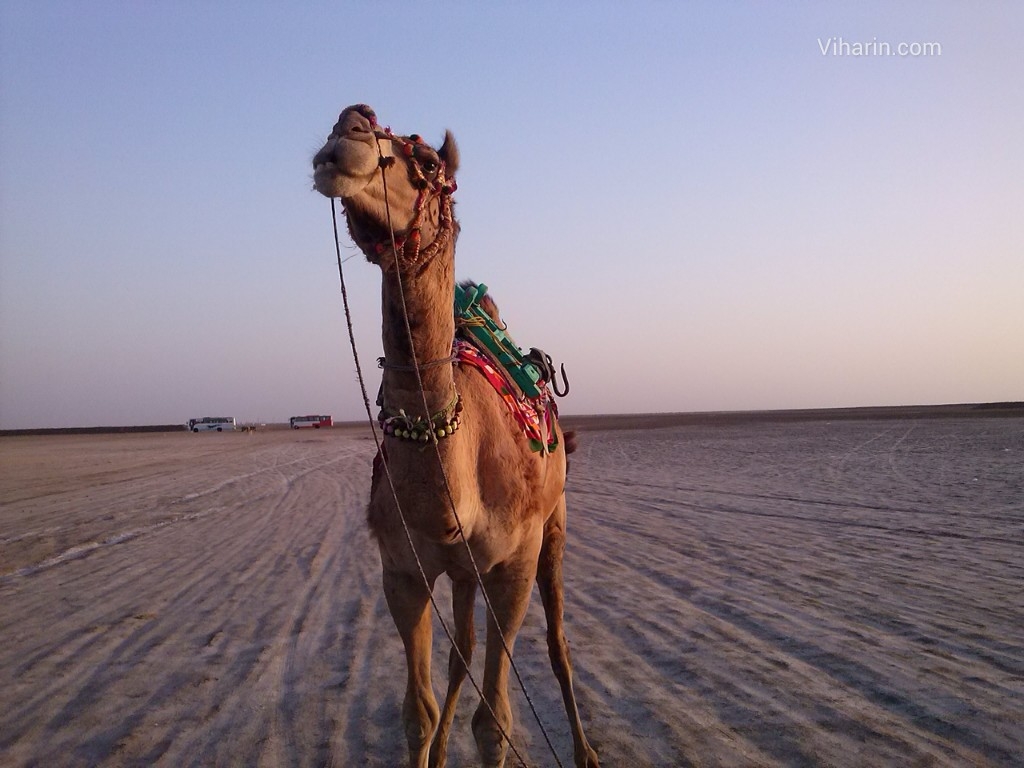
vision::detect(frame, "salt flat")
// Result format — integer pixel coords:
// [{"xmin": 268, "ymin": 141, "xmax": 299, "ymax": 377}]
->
[{"xmin": 1, "ymin": 418, "xmax": 1021, "ymax": 767}]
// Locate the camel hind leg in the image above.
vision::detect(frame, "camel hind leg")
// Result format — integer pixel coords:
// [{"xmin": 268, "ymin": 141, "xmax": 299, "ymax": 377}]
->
[
  {"xmin": 537, "ymin": 497, "xmax": 600, "ymax": 768},
  {"xmin": 429, "ymin": 578, "xmax": 477, "ymax": 768}
]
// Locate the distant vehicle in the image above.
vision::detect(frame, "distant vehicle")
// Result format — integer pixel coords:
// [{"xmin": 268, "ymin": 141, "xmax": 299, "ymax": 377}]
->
[
  {"xmin": 290, "ymin": 415, "xmax": 333, "ymax": 429},
  {"xmin": 188, "ymin": 417, "xmax": 236, "ymax": 432}
]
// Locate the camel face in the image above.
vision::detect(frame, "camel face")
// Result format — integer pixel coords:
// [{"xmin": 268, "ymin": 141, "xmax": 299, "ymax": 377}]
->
[
  {"xmin": 313, "ymin": 104, "xmax": 459, "ymax": 268},
  {"xmin": 312, "ymin": 105, "xmax": 389, "ymax": 199}
]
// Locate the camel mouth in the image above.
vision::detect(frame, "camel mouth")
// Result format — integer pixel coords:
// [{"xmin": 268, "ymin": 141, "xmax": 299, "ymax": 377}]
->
[
  {"xmin": 312, "ymin": 130, "xmax": 388, "ymax": 199},
  {"xmin": 313, "ymin": 160, "xmax": 379, "ymax": 199},
  {"xmin": 312, "ymin": 161, "xmax": 339, "ymax": 192}
]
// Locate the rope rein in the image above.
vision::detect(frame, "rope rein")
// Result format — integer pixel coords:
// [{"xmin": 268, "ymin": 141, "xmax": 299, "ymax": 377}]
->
[{"xmin": 377, "ymin": 352, "xmax": 459, "ymax": 371}]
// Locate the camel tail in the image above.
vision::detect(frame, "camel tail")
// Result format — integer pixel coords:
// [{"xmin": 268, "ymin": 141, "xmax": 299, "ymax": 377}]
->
[{"xmin": 563, "ymin": 430, "xmax": 578, "ymax": 455}]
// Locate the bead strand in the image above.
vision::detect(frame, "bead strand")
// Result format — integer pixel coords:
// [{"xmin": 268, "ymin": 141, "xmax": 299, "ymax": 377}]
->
[{"xmin": 379, "ymin": 396, "xmax": 463, "ymax": 443}]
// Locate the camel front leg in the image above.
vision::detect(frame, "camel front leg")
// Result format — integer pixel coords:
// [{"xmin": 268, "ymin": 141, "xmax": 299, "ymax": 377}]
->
[
  {"xmin": 429, "ymin": 578, "xmax": 477, "ymax": 768},
  {"xmin": 471, "ymin": 562, "xmax": 536, "ymax": 768},
  {"xmin": 383, "ymin": 568, "xmax": 440, "ymax": 768},
  {"xmin": 537, "ymin": 501, "xmax": 600, "ymax": 768}
]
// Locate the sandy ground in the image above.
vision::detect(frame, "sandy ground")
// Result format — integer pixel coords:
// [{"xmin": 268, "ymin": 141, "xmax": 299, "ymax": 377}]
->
[{"xmin": 1, "ymin": 418, "xmax": 1021, "ymax": 767}]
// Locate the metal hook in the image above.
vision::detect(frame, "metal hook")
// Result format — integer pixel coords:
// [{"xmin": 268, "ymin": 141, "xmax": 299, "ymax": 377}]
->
[{"xmin": 527, "ymin": 348, "xmax": 570, "ymax": 398}]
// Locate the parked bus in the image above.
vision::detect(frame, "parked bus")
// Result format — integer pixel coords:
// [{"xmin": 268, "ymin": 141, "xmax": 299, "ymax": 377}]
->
[
  {"xmin": 290, "ymin": 415, "xmax": 333, "ymax": 429},
  {"xmin": 188, "ymin": 417, "xmax": 236, "ymax": 432}
]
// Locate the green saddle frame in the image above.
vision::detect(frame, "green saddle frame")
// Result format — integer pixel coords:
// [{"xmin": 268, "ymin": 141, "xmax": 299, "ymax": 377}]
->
[{"xmin": 454, "ymin": 282, "xmax": 546, "ymax": 399}]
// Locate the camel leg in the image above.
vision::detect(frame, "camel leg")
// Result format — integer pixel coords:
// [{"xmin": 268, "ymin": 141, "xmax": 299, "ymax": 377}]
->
[
  {"xmin": 383, "ymin": 568, "xmax": 440, "ymax": 768},
  {"xmin": 429, "ymin": 578, "xmax": 477, "ymax": 768},
  {"xmin": 471, "ymin": 562, "xmax": 536, "ymax": 768},
  {"xmin": 537, "ymin": 498, "xmax": 600, "ymax": 768}
]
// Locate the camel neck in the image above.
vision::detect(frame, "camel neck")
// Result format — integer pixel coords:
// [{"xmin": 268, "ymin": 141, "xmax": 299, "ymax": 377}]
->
[{"xmin": 379, "ymin": 253, "xmax": 457, "ymax": 418}]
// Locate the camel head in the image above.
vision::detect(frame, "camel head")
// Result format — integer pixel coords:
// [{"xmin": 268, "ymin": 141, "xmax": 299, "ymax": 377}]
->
[{"xmin": 313, "ymin": 104, "xmax": 459, "ymax": 269}]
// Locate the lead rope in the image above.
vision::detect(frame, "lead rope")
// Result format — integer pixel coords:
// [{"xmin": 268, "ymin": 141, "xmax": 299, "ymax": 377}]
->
[
  {"xmin": 372, "ymin": 138, "xmax": 566, "ymax": 768},
  {"xmin": 331, "ymin": 201, "xmax": 535, "ymax": 768}
]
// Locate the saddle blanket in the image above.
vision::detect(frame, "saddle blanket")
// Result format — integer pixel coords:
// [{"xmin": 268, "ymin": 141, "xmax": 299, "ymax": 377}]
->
[{"xmin": 455, "ymin": 338, "xmax": 559, "ymax": 453}]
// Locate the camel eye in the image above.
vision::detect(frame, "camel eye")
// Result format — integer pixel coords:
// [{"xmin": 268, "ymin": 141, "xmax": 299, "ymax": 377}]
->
[{"xmin": 421, "ymin": 160, "xmax": 438, "ymax": 173}]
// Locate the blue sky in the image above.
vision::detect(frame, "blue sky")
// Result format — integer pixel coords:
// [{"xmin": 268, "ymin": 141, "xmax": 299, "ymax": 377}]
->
[{"xmin": 1, "ymin": 2, "xmax": 1021, "ymax": 428}]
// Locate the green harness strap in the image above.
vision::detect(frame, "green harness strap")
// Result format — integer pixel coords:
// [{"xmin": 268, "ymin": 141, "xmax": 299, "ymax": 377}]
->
[{"xmin": 454, "ymin": 283, "xmax": 546, "ymax": 399}]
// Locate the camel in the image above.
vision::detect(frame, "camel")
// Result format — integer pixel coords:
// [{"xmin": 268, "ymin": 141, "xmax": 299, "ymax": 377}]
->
[{"xmin": 312, "ymin": 104, "xmax": 599, "ymax": 768}]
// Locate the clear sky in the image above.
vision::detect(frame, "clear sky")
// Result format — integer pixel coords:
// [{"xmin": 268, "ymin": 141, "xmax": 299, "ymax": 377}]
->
[{"xmin": 1, "ymin": 2, "xmax": 1021, "ymax": 429}]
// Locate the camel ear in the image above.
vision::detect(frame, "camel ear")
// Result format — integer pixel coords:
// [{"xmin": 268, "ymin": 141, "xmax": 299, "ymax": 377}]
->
[{"xmin": 439, "ymin": 131, "xmax": 459, "ymax": 176}]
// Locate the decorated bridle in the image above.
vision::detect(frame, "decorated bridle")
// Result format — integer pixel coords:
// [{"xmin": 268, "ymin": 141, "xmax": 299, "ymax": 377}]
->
[
  {"xmin": 346, "ymin": 104, "xmax": 458, "ymax": 275},
  {"xmin": 338, "ymin": 106, "xmax": 463, "ymax": 441}
]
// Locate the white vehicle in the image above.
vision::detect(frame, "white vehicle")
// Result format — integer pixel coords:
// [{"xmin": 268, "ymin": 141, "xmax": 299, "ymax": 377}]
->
[{"xmin": 188, "ymin": 417, "xmax": 236, "ymax": 432}]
